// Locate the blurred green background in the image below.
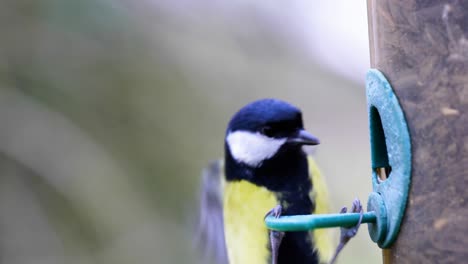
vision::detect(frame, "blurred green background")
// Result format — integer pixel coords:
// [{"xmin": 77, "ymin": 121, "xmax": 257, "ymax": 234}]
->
[{"xmin": 0, "ymin": 0, "xmax": 379, "ymax": 263}]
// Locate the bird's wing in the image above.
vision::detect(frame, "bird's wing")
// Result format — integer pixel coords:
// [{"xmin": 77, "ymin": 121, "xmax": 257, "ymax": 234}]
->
[
  {"xmin": 308, "ymin": 156, "xmax": 334, "ymax": 263},
  {"xmin": 196, "ymin": 160, "xmax": 229, "ymax": 264}
]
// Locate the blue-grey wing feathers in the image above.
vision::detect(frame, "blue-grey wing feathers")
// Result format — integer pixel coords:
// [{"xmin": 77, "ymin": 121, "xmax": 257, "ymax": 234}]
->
[{"xmin": 196, "ymin": 160, "xmax": 228, "ymax": 264}]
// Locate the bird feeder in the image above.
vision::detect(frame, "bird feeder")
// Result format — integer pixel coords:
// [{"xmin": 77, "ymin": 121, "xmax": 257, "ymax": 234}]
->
[
  {"xmin": 367, "ymin": 1, "xmax": 468, "ymax": 263},
  {"xmin": 267, "ymin": 1, "xmax": 468, "ymax": 263}
]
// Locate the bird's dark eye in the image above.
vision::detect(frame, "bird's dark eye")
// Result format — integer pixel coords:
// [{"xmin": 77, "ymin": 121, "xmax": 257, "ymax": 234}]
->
[{"xmin": 260, "ymin": 126, "xmax": 275, "ymax": 137}]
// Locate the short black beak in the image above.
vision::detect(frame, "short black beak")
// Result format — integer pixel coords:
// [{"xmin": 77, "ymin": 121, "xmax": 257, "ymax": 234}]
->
[{"xmin": 287, "ymin": 129, "xmax": 320, "ymax": 145}]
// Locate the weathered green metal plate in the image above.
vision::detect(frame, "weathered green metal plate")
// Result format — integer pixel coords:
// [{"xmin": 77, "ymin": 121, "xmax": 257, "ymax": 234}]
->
[{"xmin": 366, "ymin": 69, "xmax": 412, "ymax": 248}]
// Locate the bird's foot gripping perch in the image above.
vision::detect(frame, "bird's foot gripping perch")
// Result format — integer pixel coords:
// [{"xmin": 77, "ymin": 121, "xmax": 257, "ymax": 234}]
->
[
  {"xmin": 264, "ymin": 199, "xmax": 368, "ymax": 264},
  {"xmin": 329, "ymin": 198, "xmax": 364, "ymax": 264},
  {"xmin": 265, "ymin": 205, "xmax": 285, "ymax": 264}
]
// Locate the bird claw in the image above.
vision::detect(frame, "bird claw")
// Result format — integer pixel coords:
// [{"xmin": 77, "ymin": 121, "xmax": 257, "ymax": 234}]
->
[
  {"xmin": 340, "ymin": 198, "xmax": 364, "ymax": 241},
  {"xmin": 351, "ymin": 198, "xmax": 363, "ymax": 215},
  {"xmin": 339, "ymin": 206, "xmax": 347, "ymax": 214},
  {"xmin": 265, "ymin": 205, "xmax": 284, "ymax": 264},
  {"xmin": 329, "ymin": 198, "xmax": 364, "ymax": 264},
  {"xmin": 265, "ymin": 204, "xmax": 283, "ymax": 219}
]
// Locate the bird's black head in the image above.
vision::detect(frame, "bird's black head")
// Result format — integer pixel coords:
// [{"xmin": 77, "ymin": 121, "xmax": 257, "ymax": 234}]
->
[{"xmin": 225, "ymin": 98, "xmax": 319, "ymax": 168}]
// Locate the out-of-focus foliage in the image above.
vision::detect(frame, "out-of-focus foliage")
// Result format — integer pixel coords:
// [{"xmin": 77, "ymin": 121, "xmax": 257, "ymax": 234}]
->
[{"xmin": 0, "ymin": 0, "xmax": 379, "ymax": 263}]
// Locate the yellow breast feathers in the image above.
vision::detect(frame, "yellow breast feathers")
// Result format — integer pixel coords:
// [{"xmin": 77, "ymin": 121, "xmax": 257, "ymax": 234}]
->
[
  {"xmin": 223, "ymin": 157, "xmax": 333, "ymax": 264},
  {"xmin": 223, "ymin": 180, "xmax": 277, "ymax": 264},
  {"xmin": 308, "ymin": 157, "xmax": 333, "ymax": 263}
]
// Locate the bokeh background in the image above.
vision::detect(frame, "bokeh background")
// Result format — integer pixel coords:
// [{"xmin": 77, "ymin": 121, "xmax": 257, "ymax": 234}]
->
[{"xmin": 0, "ymin": 0, "xmax": 380, "ymax": 263}]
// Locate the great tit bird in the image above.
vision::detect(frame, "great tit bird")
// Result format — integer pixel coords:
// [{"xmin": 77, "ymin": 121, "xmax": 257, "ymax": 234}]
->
[{"xmin": 197, "ymin": 98, "xmax": 358, "ymax": 264}]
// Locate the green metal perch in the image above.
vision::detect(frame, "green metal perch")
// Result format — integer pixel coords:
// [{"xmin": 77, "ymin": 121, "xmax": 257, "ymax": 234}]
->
[{"xmin": 265, "ymin": 211, "xmax": 377, "ymax": 232}]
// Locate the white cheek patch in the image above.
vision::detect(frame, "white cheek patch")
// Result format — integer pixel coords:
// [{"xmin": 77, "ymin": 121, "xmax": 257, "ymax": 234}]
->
[{"xmin": 226, "ymin": 130, "xmax": 286, "ymax": 167}]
